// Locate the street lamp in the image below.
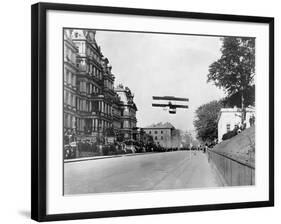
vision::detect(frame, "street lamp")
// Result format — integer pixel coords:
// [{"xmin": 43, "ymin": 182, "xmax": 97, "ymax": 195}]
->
[{"xmin": 97, "ymin": 124, "xmax": 104, "ymax": 154}]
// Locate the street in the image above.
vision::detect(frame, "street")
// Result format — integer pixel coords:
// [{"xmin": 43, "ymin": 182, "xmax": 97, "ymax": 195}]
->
[{"xmin": 64, "ymin": 151, "xmax": 224, "ymax": 195}]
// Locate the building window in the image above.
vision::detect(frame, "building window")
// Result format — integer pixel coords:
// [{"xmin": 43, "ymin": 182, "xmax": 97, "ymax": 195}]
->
[
  {"xmin": 65, "ymin": 72, "xmax": 69, "ymax": 84},
  {"xmin": 64, "ymin": 69, "xmax": 67, "ymax": 82},
  {"xmin": 72, "ymin": 116, "xmax": 76, "ymax": 129},
  {"xmin": 76, "ymin": 98, "xmax": 79, "ymax": 110},
  {"xmin": 64, "ymin": 113, "xmax": 67, "ymax": 127},
  {"xmin": 93, "ymin": 67, "xmax": 96, "ymax": 76},
  {"xmin": 149, "ymin": 131, "xmax": 151, "ymax": 134},
  {"xmin": 161, "ymin": 130, "xmax": 163, "ymax": 134},
  {"xmin": 68, "ymin": 71, "xmax": 72, "ymax": 84},
  {"xmin": 155, "ymin": 136, "xmax": 157, "ymax": 140},
  {"xmin": 72, "ymin": 75, "xmax": 76, "ymax": 87},
  {"xmin": 226, "ymin": 124, "xmax": 231, "ymax": 132},
  {"xmin": 66, "ymin": 115, "xmax": 70, "ymax": 128},
  {"xmin": 155, "ymin": 131, "xmax": 158, "ymax": 134},
  {"xmin": 161, "ymin": 136, "xmax": 163, "ymax": 140},
  {"xmin": 81, "ymin": 42, "xmax": 85, "ymax": 54},
  {"xmin": 65, "ymin": 92, "xmax": 68, "ymax": 105},
  {"xmin": 70, "ymin": 94, "xmax": 73, "ymax": 106}
]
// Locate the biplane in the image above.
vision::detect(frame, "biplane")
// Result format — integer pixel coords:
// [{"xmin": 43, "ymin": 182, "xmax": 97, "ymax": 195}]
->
[{"xmin": 152, "ymin": 96, "xmax": 189, "ymax": 114}]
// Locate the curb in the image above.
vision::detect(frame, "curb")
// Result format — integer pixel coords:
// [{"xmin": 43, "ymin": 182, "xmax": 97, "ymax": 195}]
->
[{"xmin": 64, "ymin": 152, "xmax": 160, "ymax": 163}]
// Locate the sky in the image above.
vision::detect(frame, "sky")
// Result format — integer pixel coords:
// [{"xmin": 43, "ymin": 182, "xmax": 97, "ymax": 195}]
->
[{"xmin": 95, "ymin": 31, "xmax": 226, "ymax": 132}]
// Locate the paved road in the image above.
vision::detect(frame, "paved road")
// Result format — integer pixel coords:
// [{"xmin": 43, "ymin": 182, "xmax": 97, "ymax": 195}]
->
[{"xmin": 64, "ymin": 151, "xmax": 224, "ymax": 195}]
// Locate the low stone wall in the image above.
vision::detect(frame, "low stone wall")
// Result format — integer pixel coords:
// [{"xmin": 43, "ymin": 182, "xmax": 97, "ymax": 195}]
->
[{"xmin": 208, "ymin": 150, "xmax": 255, "ymax": 186}]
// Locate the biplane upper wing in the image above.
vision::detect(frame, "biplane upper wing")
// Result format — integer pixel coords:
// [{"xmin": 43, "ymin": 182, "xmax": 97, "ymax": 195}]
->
[{"xmin": 152, "ymin": 96, "xmax": 189, "ymax": 101}]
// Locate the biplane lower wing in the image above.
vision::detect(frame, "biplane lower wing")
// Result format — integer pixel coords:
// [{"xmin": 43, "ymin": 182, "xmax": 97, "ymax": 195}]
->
[
  {"xmin": 172, "ymin": 105, "xmax": 189, "ymax": 108},
  {"xmin": 152, "ymin": 103, "xmax": 169, "ymax": 107}
]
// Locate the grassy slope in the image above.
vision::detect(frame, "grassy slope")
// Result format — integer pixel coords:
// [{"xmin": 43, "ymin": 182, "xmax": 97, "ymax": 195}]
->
[{"xmin": 212, "ymin": 126, "xmax": 255, "ymax": 167}]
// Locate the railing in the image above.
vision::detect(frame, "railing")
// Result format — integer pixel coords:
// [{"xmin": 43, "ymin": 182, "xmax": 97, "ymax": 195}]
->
[{"xmin": 207, "ymin": 149, "xmax": 255, "ymax": 186}]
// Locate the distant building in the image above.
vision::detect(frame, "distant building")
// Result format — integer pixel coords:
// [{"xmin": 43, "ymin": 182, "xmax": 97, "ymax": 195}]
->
[
  {"xmin": 112, "ymin": 94, "xmax": 122, "ymax": 131},
  {"xmin": 115, "ymin": 84, "xmax": 138, "ymax": 140},
  {"xmin": 143, "ymin": 122, "xmax": 181, "ymax": 148},
  {"xmin": 140, "ymin": 131, "xmax": 154, "ymax": 145},
  {"xmin": 217, "ymin": 107, "xmax": 255, "ymax": 142}
]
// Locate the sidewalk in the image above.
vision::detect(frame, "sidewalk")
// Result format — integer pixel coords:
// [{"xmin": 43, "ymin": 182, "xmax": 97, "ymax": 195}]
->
[{"xmin": 64, "ymin": 152, "xmax": 159, "ymax": 163}]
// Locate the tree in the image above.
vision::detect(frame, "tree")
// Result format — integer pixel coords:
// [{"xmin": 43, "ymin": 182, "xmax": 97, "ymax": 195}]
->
[
  {"xmin": 207, "ymin": 37, "xmax": 255, "ymax": 122},
  {"xmin": 193, "ymin": 100, "xmax": 223, "ymax": 142},
  {"xmin": 220, "ymin": 85, "xmax": 255, "ymax": 108}
]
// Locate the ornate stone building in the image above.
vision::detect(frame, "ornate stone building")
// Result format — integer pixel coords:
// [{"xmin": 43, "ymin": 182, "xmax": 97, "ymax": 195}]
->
[
  {"xmin": 63, "ymin": 29, "xmax": 137, "ymax": 143},
  {"xmin": 72, "ymin": 29, "xmax": 117, "ymax": 141},
  {"xmin": 63, "ymin": 29, "xmax": 79, "ymax": 142}
]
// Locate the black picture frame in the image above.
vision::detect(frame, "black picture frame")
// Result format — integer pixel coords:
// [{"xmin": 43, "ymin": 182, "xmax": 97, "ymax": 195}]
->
[{"xmin": 31, "ymin": 2, "xmax": 274, "ymax": 222}]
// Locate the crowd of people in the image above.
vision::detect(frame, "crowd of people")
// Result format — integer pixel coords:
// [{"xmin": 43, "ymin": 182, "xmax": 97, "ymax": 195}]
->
[
  {"xmin": 63, "ymin": 139, "xmax": 174, "ymax": 159},
  {"xmin": 64, "ymin": 115, "xmax": 256, "ymax": 159}
]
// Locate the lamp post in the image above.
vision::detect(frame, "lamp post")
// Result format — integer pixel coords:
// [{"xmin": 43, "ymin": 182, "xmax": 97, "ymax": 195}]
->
[{"xmin": 97, "ymin": 124, "xmax": 103, "ymax": 154}]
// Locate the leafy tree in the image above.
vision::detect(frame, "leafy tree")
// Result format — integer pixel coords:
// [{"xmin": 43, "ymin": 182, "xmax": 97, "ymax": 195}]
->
[
  {"xmin": 220, "ymin": 85, "xmax": 255, "ymax": 108},
  {"xmin": 207, "ymin": 37, "xmax": 255, "ymax": 121},
  {"xmin": 193, "ymin": 100, "xmax": 223, "ymax": 142}
]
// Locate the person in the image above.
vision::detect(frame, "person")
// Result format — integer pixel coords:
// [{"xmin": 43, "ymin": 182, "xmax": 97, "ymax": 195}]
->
[
  {"xmin": 99, "ymin": 144, "xmax": 103, "ymax": 155},
  {"xmin": 214, "ymin": 138, "xmax": 218, "ymax": 146},
  {"xmin": 237, "ymin": 127, "xmax": 242, "ymax": 134},
  {"xmin": 235, "ymin": 123, "xmax": 241, "ymax": 134},
  {"xmin": 242, "ymin": 122, "xmax": 247, "ymax": 130},
  {"xmin": 249, "ymin": 116, "xmax": 253, "ymax": 127},
  {"xmin": 204, "ymin": 143, "xmax": 208, "ymax": 153},
  {"xmin": 252, "ymin": 114, "xmax": 255, "ymax": 126},
  {"xmin": 65, "ymin": 146, "xmax": 70, "ymax": 159}
]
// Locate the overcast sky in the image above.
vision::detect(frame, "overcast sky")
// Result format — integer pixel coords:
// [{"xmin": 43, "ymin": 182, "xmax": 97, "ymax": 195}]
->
[{"xmin": 95, "ymin": 31, "xmax": 225, "ymax": 132}]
